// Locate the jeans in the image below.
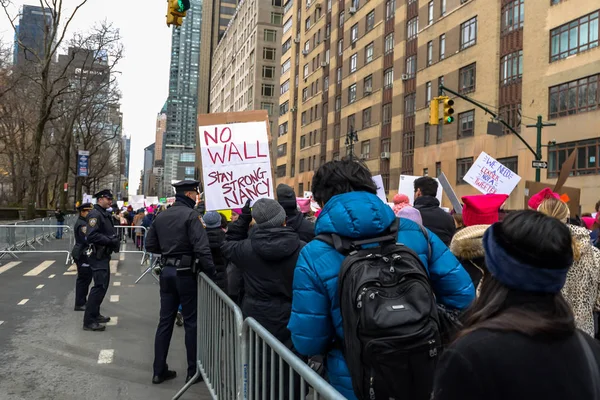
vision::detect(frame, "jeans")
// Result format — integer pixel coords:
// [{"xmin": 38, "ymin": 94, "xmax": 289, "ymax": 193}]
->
[{"xmin": 56, "ymin": 221, "xmax": 64, "ymax": 239}]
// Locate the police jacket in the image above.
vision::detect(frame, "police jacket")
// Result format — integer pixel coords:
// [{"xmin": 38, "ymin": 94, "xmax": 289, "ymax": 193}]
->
[
  {"xmin": 85, "ymin": 204, "xmax": 118, "ymax": 256},
  {"xmin": 72, "ymin": 215, "xmax": 89, "ymax": 263},
  {"xmin": 145, "ymin": 196, "xmax": 216, "ymax": 276}
]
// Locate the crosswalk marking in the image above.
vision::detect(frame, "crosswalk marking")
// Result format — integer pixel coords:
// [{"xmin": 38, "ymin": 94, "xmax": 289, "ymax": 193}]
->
[
  {"xmin": 110, "ymin": 295, "xmax": 119, "ymax": 302},
  {"xmin": 119, "ymin": 253, "xmax": 125, "ymax": 261},
  {"xmin": 109, "ymin": 260, "xmax": 119, "ymax": 274},
  {"xmin": 63, "ymin": 271, "xmax": 77, "ymax": 276},
  {"xmin": 48, "ymin": 274, "xmax": 55, "ymax": 279},
  {"xmin": 0, "ymin": 261, "xmax": 22, "ymax": 275},
  {"xmin": 113, "ymin": 282, "xmax": 121, "ymax": 287},
  {"xmin": 115, "ymin": 272, "xmax": 122, "ymax": 277},
  {"xmin": 106, "ymin": 317, "xmax": 118, "ymax": 326},
  {"xmin": 17, "ymin": 299, "xmax": 29, "ymax": 305},
  {"xmin": 67, "ymin": 264, "xmax": 77, "ymax": 272},
  {"xmin": 36, "ymin": 284, "xmax": 44, "ymax": 289},
  {"xmin": 97, "ymin": 349, "xmax": 114, "ymax": 364},
  {"xmin": 24, "ymin": 261, "xmax": 55, "ymax": 276}
]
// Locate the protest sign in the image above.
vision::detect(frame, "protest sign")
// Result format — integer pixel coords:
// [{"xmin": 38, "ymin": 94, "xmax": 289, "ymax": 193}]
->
[
  {"xmin": 372, "ymin": 175, "xmax": 387, "ymax": 203},
  {"xmin": 438, "ymin": 172, "xmax": 462, "ymax": 213},
  {"xmin": 463, "ymin": 152, "xmax": 521, "ymax": 195},
  {"xmin": 146, "ymin": 196, "xmax": 159, "ymax": 206},
  {"xmin": 199, "ymin": 120, "xmax": 273, "ymax": 210},
  {"xmin": 83, "ymin": 193, "xmax": 94, "ymax": 205},
  {"xmin": 166, "ymin": 197, "xmax": 176, "ymax": 205},
  {"xmin": 398, "ymin": 175, "xmax": 443, "ymax": 206},
  {"xmin": 304, "ymin": 191, "xmax": 313, "ymax": 199},
  {"xmin": 117, "ymin": 201, "xmax": 124, "ymax": 209}
]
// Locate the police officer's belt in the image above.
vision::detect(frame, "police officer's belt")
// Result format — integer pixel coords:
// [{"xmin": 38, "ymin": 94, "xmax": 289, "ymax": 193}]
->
[{"xmin": 161, "ymin": 257, "xmax": 182, "ymax": 267}]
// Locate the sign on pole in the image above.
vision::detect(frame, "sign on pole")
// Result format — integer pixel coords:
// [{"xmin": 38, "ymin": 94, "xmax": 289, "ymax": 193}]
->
[
  {"xmin": 77, "ymin": 150, "xmax": 89, "ymax": 177},
  {"xmin": 398, "ymin": 175, "xmax": 443, "ymax": 206},
  {"xmin": 438, "ymin": 172, "xmax": 462, "ymax": 213},
  {"xmin": 463, "ymin": 151, "xmax": 521, "ymax": 195},
  {"xmin": 532, "ymin": 160, "xmax": 548, "ymax": 169},
  {"xmin": 199, "ymin": 120, "xmax": 273, "ymax": 210}
]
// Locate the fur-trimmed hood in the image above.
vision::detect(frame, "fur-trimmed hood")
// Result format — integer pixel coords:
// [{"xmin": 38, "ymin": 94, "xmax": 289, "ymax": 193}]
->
[{"xmin": 450, "ymin": 225, "xmax": 490, "ymax": 260}]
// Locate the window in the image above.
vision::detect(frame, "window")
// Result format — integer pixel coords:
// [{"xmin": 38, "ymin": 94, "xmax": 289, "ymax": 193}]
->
[
  {"xmin": 363, "ymin": 107, "xmax": 371, "ymax": 128},
  {"xmin": 348, "ymin": 114, "xmax": 356, "ymax": 130},
  {"xmin": 383, "ymin": 103, "xmax": 392, "ymax": 124},
  {"xmin": 299, "ymin": 159, "xmax": 305, "ymax": 172},
  {"xmin": 440, "ymin": 0, "xmax": 446, "ymax": 16},
  {"xmin": 500, "ymin": 50, "xmax": 523, "ymax": 85},
  {"xmin": 324, "ymin": 76, "xmax": 329, "ymax": 91},
  {"xmin": 281, "ymin": 58, "xmax": 291, "ymax": 74},
  {"xmin": 550, "ymin": 11, "xmax": 599, "ymax": 62},
  {"xmin": 361, "ymin": 140, "xmax": 371, "ymax": 158},
  {"xmin": 302, "ymin": 87, "xmax": 308, "ymax": 101},
  {"xmin": 549, "ymin": 73, "xmax": 600, "ymax": 119},
  {"xmin": 438, "ymin": 75, "xmax": 444, "ymax": 90},
  {"xmin": 279, "ymin": 101, "xmax": 289, "ymax": 116},
  {"xmin": 339, "ymin": 11, "xmax": 345, "ymax": 27},
  {"xmin": 501, "ymin": 0, "xmax": 524, "ymax": 35},
  {"xmin": 280, "ymin": 79, "xmax": 290, "ymax": 94},
  {"xmin": 305, "ymin": 16, "xmax": 311, "ymax": 30},
  {"xmin": 338, "ymin": 39, "xmax": 343, "ymax": 55},
  {"xmin": 385, "ymin": 33, "xmax": 394, "ymax": 54},
  {"xmin": 385, "ymin": 0, "xmax": 395, "ymax": 20},
  {"xmin": 303, "ymin": 64, "xmax": 309, "ymax": 78},
  {"xmin": 284, "ymin": 0, "xmax": 293, "ymax": 13},
  {"xmin": 405, "ymin": 55, "xmax": 416, "ymax": 78},
  {"xmin": 304, "ymin": 40, "xmax": 310, "ymax": 52},
  {"xmin": 276, "ymin": 165, "xmax": 287, "ymax": 178},
  {"xmin": 499, "ymin": 103, "xmax": 521, "ymax": 134},
  {"xmin": 384, "ymin": 68, "xmax": 394, "ymax": 88},
  {"xmin": 336, "ymin": 67, "xmax": 342, "ymax": 83},
  {"xmin": 365, "ymin": 42, "xmax": 374, "ymax": 63},
  {"xmin": 456, "ymin": 157, "xmax": 474, "ymax": 184},
  {"xmin": 326, "ymin": 23, "xmax": 331, "ymax": 38},
  {"xmin": 184, "ymin": 166, "xmax": 195, "ymax": 176},
  {"xmin": 262, "ymin": 84, "xmax": 275, "ymax": 96},
  {"xmin": 264, "ymin": 29, "xmax": 277, "ymax": 42},
  {"xmin": 460, "ymin": 17, "xmax": 477, "ymax": 50},
  {"xmin": 407, "ymin": 17, "xmax": 418, "ymax": 40},
  {"xmin": 278, "ymin": 121, "xmax": 288, "ymax": 136},
  {"xmin": 366, "ymin": 10, "xmax": 375, "ymax": 31},
  {"xmin": 282, "ymin": 38, "xmax": 291, "ymax": 54},
  {"xmin": 263, "ymin": 47, "xmax": 276, "ymax": 60},
  {"xmin": 459, "ymin": 63, "xmax": 476, "ymax": 93},
  {"xmin": 439, "ymin": 34, "xmax": 445, "ymax": 60},
  {"xmin": 404, "ymin": 93, "xmax": 416, "ymax": 116},
  {"xmin": 350, "ymin": 53, "xmax": 358, "ymax": 73},
  {"xmin": 435, "ymin": 162, "xmax": 441, "ymax": 177},
  {"xmin": 262, "ymin": 66, "xmax": 275, "ymax": 79},
  {"xmin": 335, "ymin": 95, "xmax": 341, "ymax": 111},
  {"xmin": 458, "ymin": 110, "xmax": 475, "ymax": 138},
  {"xmin": 437, "ymin": 119, "xmax": 443, "ymax": 143},
  {"xmin": 351, "ymin": 24, "xmax": 359, "ymax": 42},
  {"xmin": 348, "ymin": 84, "xmax": 357, "ymax": 103},
  {"xmin": 428, "ymin": 1, "xmax": 434, "ymax": 24},
  {"xmin": 277, "ymin": 144, "xmax": 288, "ymax": 158},
  {"xmin": 426, "ymin": 81, "xmax": 432, "ymax": 105},
  {"xmin": 300, "ymin": 135, "xmax": 307, "ymax": 149},
  {"xmin": 424, "ymin": 123, "xmax": 430, "ymax": 146},
  {"xmin": 497, "ymin": 156, "xmax": 518, "ymax": 174},
  {"xmin": 271, "ymin": 12, "xmax": 283, "ymax": 24},
  {"xmin": 381, "ymin": 138, "xmax": 391, "ymax": 153},
  {"xmin": 548, "ymin": 138, "xmax": 600, "ymax": 178},
  {"xmin": 261, "ymin": 102, "xmax": 274, "ymax": 116},
  {"xmin": 427, "ymin": 41, "xmax": 433, "ymax": 66},
  {"xmin": 283, "ymin": 17, "xmax": 293, "ymax": 33},
  {"xmin": 180, "ymin": 153, "xmax": 195, "ymax": 162},
  {"xmin": 364, "ymin": 74, "xmax": 373, "ymax": 94},
  {"xmin": 301, "ymin": 111, "xmax": 307, "ymax": 125},
  {"xmin": 273, "ymin": 0, "xmax": 283, "ymax": 7}
]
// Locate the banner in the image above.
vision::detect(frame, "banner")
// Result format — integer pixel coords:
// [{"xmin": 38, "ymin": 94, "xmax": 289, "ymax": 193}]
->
[
  {"xmin": 371, "ymin": 175, "xmax": 387, "ymax": 203},
  {"xmin": 130, "ymin": 195, "xmax": 145, "ymax": 211},
  {"xmin": 463, "ymin": 152, "xmax": 521, "ymax": 195},
  {"xmin": 77, "ymin": 150, "xmax": 89, "ymax": 177},
  {"xmin": 146, "ymin": 196, "xmax": 159, "ymax": 205},
  {"xmin": 199, "ymin": 121, "xmax": 273, "ymax": 210},
  {"xmin": 166, "ymin": 197, "xmax": 176, "ymax": 205},
  {"xmin": 398, "ymin": 175, "xmax": 443, "ymax": 206}
]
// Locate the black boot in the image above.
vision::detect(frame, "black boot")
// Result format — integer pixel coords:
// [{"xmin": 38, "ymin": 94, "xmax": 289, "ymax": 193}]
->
[
  {"xmin": 74, "ymin": 305, "xmax": 86, "ymax": 311},
  {"xmin": 96, "ymin": 315, "xmax": 111, "ymax": 323},
  {"xmin": 152, "ymin": 370, "xmax": 177, "ymax": 384},
  {"xmin": 83, "ymin": 322, "xmax": 106, "ymax": 331}
]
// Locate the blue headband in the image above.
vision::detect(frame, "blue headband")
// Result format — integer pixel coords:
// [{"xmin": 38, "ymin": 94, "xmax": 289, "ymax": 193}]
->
[{"xmin": 483, "ymin": 225, "xmax": 571, "ymax": 294}]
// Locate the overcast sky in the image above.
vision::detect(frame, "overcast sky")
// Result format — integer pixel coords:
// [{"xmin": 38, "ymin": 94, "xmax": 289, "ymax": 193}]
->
[{"xmin": 0, "ymin": 0, "xmax": 173, "ymax": 195}]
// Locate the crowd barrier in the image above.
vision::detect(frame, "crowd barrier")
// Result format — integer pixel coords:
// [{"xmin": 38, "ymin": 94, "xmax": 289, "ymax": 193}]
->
[
  {"xmin": 114, "ymin": 225, "xmax": 149, "ymax": 265},
  {"xmin": 0, "ymin": 224, "xmax": 75, "ymax": 265},
  {"xmin": 173, "ymin": 273, "xmax": 345, "ymax": 400}
]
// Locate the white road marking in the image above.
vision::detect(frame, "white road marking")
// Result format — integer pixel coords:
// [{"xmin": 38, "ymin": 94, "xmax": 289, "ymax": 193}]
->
[
  {"xmin": 119, "ymin": 253, "xmax": 125, "ymax": 261},
  {"xmin": 36, "ymin": 284, "xmax": 44, "ymax": 289},
  {"xmin": 110, "ymin": 260, "xmax": 118, "ymax": 274},
  {"xmin": 0, "ymin": 321, "xmax": 4, "ymax": 326},
  {"xmin": 67, "ymin": 264, "xmax": 77, "ymax": 272},
  {"xmin": 0, "ymin": 261, "xmax": 22, "ymax": 275},
  {"xmin": 24, "ymin": 261, "xmax": 55, "ymax": 276},
  {"xmin": 110, "ymin": 295, "xmax": 119, "ymax": 302},
  {"xmin": 48, "ymin": 274, "xmax": 56, "ymax": 279},
  {"xmin": 63, "ymin": 271, "xmax": 77, "ymax": 276},
  {"xmin": 106, "ymin": 317, "xmax": 118, "ymax": 326},
  {"xmin": 113, "ymin": 282, "xmax": 121, "ymax": 286},
  {"xmin": 97, "ymin": 349, "xmax": 114, "ymax": 364},
  {"xmin": 17, "ymin": 299, "xmax": 29, "ymax": 305},
  {"xmin": 127, "ymin": 285, "xmax": 135, "ymax": 288},
  {"xmin": 115, "ymin": 272, "xmax": 122, "ymax": 277}
]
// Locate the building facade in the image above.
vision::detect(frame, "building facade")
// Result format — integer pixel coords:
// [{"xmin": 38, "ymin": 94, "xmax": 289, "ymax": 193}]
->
[
  {"xmin": 154, "ymin": 103, "xmax": 167, "ymax": 162},
  {"xmin": 13, "ymin": 5, "xmax": 53, "ymax": 66},
  {"xmin": 277, "ymin": 0, "xmax": 600, "ymax": 212},
  {"xmin": 142, "ymin": 143, "xmax": 155, "ymax": 195}
]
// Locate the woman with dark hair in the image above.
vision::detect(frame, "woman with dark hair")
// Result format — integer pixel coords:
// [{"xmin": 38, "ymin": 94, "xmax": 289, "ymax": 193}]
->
[{"xmin": 433, "ymin": 210, "xmax": 600, "ymax": 400}]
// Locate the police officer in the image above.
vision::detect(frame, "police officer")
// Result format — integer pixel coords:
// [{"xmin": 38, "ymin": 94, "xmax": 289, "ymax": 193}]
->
[
  {"xmin": 73, "ymin": 202, "xmax": 94, "ymax": 311},
  {"xmin": 83, "ymin": 189, "xmax": 119, "ymax": 332},
  {"xmin": 145, "ymin": 180, "xmax": 216, "ymax": 385}
]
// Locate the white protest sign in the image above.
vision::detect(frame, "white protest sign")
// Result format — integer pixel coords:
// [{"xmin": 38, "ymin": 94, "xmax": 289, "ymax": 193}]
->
[
  {"xmin": 372, "ymin": 175, "xmax": 387, "ymax": 203},
  {"xmin": 146, "ymin": 196, "xmax": 159, "ymax": 205},
  {"xmin": 82, "ymin": 193, "xmax": 93, "ymax": 204},
  {"xmin": 199, "ymin": 121, "xmax": 273, "ymax": 210},
  {"xmin": 166, "ymin": 197, "xmax": 176, "ymax": 205},
  {"xmin": 463, "ymin": 151, "xmax": 521, "ymax": 195},
  {"xmin": 304, "ymin": 191, "xmax": 313, "ymax": 199},
  {"xmin": 398, "ymin": 175, "xmax": 443, "ymax": 206},
  {"xmin": 129, "ymin": 195, "xmax": 144, "ymax": 210},
  {"xmin": 117, "ymin": 201, "xmax": 124, "ymax": 209}
]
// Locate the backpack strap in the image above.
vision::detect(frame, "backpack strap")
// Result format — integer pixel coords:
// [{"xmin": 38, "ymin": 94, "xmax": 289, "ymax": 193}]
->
[
  {"xmin": 315, "ymin": 233, "xmax": 353, "ymax": 255},
  {"xmin": 316, "ymin": 218, "xmax": 400, "ymax": 254}
]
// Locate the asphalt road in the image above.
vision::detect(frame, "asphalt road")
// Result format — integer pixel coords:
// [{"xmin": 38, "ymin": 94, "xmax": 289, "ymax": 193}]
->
[{"xmin": 0, "ymin": 237, "xmax": 211, "ymax": 400}]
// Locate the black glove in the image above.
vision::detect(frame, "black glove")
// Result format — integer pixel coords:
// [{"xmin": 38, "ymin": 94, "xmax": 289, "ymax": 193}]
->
[
  {"xmin": 111, "ymin": 237, "xmax": 120, "ymax": 252},
  {"xmin": 240, "ymin": 200, "xmax": 252, "ymax": 223}
]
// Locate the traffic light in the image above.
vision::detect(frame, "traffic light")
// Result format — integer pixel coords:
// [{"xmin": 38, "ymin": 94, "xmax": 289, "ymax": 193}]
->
[
  {"xmin": 124, "ymin": 181, "xmax": 129, "ymax": 192},
  {"xmin": 443, "ymin": 98, "xmax": 455, "ymax": 124},
  {"xmin": 429, "ymin": 98, "xmax": 439, "ymax": 125},
  {"xmin": 167, "ymin": 0, "xmax": 187, "ymax": 27}
]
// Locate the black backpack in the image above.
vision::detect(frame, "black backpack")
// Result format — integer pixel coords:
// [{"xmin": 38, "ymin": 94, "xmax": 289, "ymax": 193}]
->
[{"xmin": 316, "ymin": 219, "xmax": 442, "ymax": 400}]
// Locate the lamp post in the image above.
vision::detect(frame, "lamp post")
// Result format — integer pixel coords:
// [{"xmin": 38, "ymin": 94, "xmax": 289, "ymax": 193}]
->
[{"xmin": 345, "ymin": 126, "xmax": 359, "ymax": 160}]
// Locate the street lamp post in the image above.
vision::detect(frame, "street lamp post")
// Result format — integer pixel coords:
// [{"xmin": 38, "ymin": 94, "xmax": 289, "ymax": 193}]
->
[{"xmin": 345, "ymin": 126, "xmax": 359, "ymax": 160}]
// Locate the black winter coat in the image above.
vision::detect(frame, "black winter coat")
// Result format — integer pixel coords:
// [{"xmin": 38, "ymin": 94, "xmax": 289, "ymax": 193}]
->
[
  {"xmin": 206, "ymin": 227, "xmax": 227, "ymax": 290},
  {"xmin": 433, "ymin": 328, "xmax": 600, "ymax": 400},
  {"xmin": 414, "ymin": 196, "xmax": 456, "ymax": 246},
  {"xmin": 285, "ymin": 211, "xmax": 315, "ymax": 243},
  {"xmin": 222, "ymin": 219, "xmax": 305, "ymax": 343}
]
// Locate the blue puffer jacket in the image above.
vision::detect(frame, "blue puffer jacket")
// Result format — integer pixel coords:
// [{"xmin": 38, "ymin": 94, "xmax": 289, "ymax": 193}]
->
[{"xmin": 288, "ymin": 192, "xmax": 475, "ymax": 399}]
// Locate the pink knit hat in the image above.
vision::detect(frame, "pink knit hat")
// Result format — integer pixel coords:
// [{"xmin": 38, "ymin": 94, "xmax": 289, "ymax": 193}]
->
[
  {"xmin": 296, "ymin": 198, "xmax": 311, "ymax": 214},
  {"xmin": 392, "ymin": 193, "xmax": 410, "ymax": 216},
  {"xmin": 528, "ymin": 188, "xmax": 560, "ymax": 210},
  {"xmin": 462, "ymin": 194, "xmax": 509, "ymax": 227}
]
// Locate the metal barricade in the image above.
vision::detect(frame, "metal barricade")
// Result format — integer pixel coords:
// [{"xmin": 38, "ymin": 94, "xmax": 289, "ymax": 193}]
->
[
  {"xmin": 0, "ymin": 225, "xmax": 75, "ymax": 265},
  {"xmin": 243, "ymin": 318, "xmax": 345, "ymax": 400},
  {"xmin": 113, "ymin": 226, "xmax": 149, "ymax": 264},
  {"xmin": 173, "ymin": 272, "xmax": 245, "ymax": 400}
]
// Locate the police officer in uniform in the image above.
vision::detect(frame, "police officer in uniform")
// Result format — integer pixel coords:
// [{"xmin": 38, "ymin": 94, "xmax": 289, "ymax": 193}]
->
[
  {"xmin": 73, "ymin": 202, "xmax": 94, "ymax": 311},
  {"xmin": 145, "ymin": 180, "xmax": 216, "ymax": 385},
  {"xmin": 83, "ymin": 189, "xmax": 119, "ymax": 332}
]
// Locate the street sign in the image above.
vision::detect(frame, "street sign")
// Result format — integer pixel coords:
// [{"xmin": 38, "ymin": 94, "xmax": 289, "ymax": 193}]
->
[
  {"xmin": 532, "ymin": 160, "xmax": 548, "ymax": 169},
  {"xmin": 77, "ymin": 150, "xmax": 90, "ymax": 177}
]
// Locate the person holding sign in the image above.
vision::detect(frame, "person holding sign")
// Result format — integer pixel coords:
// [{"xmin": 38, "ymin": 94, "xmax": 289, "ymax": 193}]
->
[{"xmin": 413, "ymin": 177, "xmax": 456, "ymax": 246}]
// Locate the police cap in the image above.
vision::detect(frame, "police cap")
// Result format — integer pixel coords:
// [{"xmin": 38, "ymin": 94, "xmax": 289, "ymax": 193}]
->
[
  {"xmin": 172, "ymin": 180, "xmax": 200, "ymax": 193},
  {"xmin": 94, "ymin": 189, "xmax": 114, "ymax": 200},
  {"xmin": 77, "ymin": 202, "xmax": 93, "ymax": 211}
]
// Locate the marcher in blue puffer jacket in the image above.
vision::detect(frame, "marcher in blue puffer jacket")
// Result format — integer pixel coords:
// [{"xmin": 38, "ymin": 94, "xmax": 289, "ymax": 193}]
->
[{"xmin": 288, "ymin": 160, "xmax": 476, "ymax": 399}]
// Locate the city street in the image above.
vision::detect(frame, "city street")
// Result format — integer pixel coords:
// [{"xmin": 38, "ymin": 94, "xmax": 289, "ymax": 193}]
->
[{"xmin": 0, "ymin": 244, "xmax": 210, "ymax": 400}]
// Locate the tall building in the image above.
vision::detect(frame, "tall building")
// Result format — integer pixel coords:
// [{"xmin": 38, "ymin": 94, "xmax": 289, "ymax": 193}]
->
[
  {"xmin": 277, "ymin": 0, "xmax": 600, "ymax": 211},
  {"xmin": 209, "ymin": 0, "xmax": 284, "ymax": 138},
  {"xmin": 142, "ymin": 143, "xmax": 155, "ymax": 195},
  {"xmin": 122, "ymin": 135, "xmax": 131, "ymax": 180},
  {"xmin": 154, "ymin": 102, "xmax": 167, "ymax": 162},
  {"xmin": 13, "ymin": 5, "xmax": 53, "ymax": 66}
]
